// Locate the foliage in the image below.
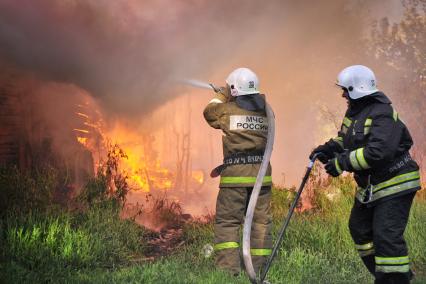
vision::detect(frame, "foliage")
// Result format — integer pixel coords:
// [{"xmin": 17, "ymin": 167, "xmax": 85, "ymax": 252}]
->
[
  {"xmin": 2, "ymin": 177, "xmax": 426, "ymax": 283},
  {"xmin": 369, "ymin": 0, "xmax": 426, "ymax": 157},
  {"xmin": 78, "ymin": 143, "xmax": 130, "ymax": 208},
  {"xmin": 0, "ymin": 143, "xmax": 144, "ymax": 282},
  {"xmin": 0, "ymin": 166, "xmax": 60, "ymax": 215},
  {"xmin": 271, "ymin": 185, "xmax": 295, "ymax": 219},
  {"xmin": 1, "ymin": 158, "xmax": 426, "ymax": 283},
  {"xmin": 1, "ymin": 203, "xmax": 146, "ymax": 274},
  {"xmin": 149, "ymin": 194, "xmax": 183, "ymax": 225},
  {"xmin": 370, "ymin": 0, "xmax": 426, "ymax": 86}
]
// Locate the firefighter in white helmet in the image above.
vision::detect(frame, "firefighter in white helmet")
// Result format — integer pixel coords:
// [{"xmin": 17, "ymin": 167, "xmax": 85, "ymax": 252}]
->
[
  {"xmin": 311, "ymin": 65, "xmax": 420, "ymax": 283},
  {"xmin": 203, "ymin": 67, "xmax": 272, "ymax": 275}
]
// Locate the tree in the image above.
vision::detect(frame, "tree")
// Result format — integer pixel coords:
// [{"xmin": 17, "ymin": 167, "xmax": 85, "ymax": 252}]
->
[{"xmin": 369, "ymin": 0, "xmax": 426, "ymax": 162}]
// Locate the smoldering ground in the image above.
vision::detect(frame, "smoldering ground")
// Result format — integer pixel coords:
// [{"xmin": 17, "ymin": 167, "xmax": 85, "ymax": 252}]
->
[{"xmin": 0, "ymin": 0, "xmax": 418, "ymax": 193}]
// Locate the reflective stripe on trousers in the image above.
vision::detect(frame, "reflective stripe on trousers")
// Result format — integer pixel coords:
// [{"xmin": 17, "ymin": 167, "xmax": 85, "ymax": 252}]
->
[
  {"xmin": 250, "ymin": 248, "xmax": 272, "ymax": 256},
  {"xmin": 214, "ymin": 243, "xmax": 271, "ymax": 256},
  {"xmin": 355, "ymin": 242, "xmax": 375, "ymax": 257},
  {"xmin": 375, "ymin": 256, "xmax": 410, "ymax": 273},
  {"xmin": 214, "ymin": 241, "xmax": 239, "ymax": 251}
]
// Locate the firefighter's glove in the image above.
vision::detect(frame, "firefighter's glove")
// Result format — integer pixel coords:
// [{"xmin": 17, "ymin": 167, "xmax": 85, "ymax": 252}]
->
[
  {"xmin": 310, "ymin": 145, "xmax": 332, "ymax": 164},
  {"xmin": 213, "ymin": 93, "xmax": 227, "ymax": 103},
  {"xmin": 325, "ymin": 158, "xmax": 343, "ymax": 177},
  {"xmin": 212, "ymin": 85, "xmax": 233, "ymax": 102}
]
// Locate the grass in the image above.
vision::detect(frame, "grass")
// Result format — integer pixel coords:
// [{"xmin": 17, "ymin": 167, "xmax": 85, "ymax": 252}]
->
[
  {"xmin": 1, "ymin": 170, "xmax": 426, "ymax": 283},
  {"xmin": 2, "ymin": 204, "xmax": 144, "ymax": 271}
]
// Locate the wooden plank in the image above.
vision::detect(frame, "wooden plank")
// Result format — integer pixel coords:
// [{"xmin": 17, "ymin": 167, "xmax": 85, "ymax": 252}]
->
[
  {"xmin": 0, "ymin": 125, "xmax": 19, "ymax": 130},
  {"xmin": 0, "ymin": 123, "xmax": 20, "ymax": 128},
  {"xmin": 0, "ymin": 127, "xmax": 20, "ymax": 133},
  {"xmin": 0, "ymin": 115, "xmax": 19, "ymax": 121},
  {"xmin": 0, "ymin": 137, "xmax": 20, "ymax": 143},
  {"xmin": 0, "ymin": 137, "xmax": 19, "ymax": 143},
  {"xmin": 0, "ymin": 103, "xmax": 18, "ymax": 108},
  {"xmin": 0, "ymin": 150, "xmax": 19, "ymax": 154},
  {"xmin": 0, "ymin": 142, "xmax": 19, "ymax": 147},
  {"xmin": 0, "ymin": 158, "xmax": 19, "ymax": 165},
  {"xmin": 0, "ymin": 91, "xmax": 19, "ymax": 98},
  {"xmin": 0, "ymin": 124, "xmax": 20, "ymax": 128}
]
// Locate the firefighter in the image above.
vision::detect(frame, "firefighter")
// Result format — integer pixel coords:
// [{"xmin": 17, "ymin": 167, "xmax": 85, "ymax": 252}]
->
[
  {"xmin": 311, "ymin": 65, "xmax": 421, "ymax": 284},
  {"xmin": 203, "ymin": 67, "xmax": 272, "ymax": 275}
]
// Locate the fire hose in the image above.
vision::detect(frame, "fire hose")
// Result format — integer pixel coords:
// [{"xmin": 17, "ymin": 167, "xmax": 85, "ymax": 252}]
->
[
  {"xmin": 242, "ymin": 101, "xmax": 274, "ymax": 284},
  {"xmin": 183, "ymin": 79, "xmax": 276, "ymax": 283}
]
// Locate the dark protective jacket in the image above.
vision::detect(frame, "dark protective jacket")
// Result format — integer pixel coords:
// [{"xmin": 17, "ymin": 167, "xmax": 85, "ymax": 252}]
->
[
  {"xmin": 322, "ymin": 92, "xmax": 420, "ymax": 204},
  {"xmin": 203, "ymin": 93, "xmax": 272, "ymax": 188}
]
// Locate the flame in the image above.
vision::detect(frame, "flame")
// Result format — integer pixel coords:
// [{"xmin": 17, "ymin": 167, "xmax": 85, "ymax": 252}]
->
[
  {"xmin": 72, "ymin": 96, "xmax": 202, "ymax": 193},
  {"xmin": 104, "ymin": 125, "xmax": 176, "ymax": 192},
  {"xmin": 191, "ymin": 170, "xmax": 204, "ymax": 184},
  {"xmin": 76, "ymin": 137, "xmax": 88, "ymax": 145}
]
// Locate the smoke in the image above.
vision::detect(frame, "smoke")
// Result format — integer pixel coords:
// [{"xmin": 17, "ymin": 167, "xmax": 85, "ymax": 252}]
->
[
  {"xmin": 0, "ymin": 0, "xmax": 271, "ymax": 115},
  {"xmin": 0, "ymin": 1, "xmax": 411, "ymax": 193},
  {"xmin": 0, "ymin": 0, "xmax": 389, "ymax": 113}
]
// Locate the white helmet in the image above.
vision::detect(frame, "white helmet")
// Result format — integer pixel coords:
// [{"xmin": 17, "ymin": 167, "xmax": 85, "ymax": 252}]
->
[
  {"xmin": 336, "ymin": 65, "xmax": 379, "ymax": 100},
  {"xmin": 225, "ymin": 67, "xmax": 259, "ymax": 96}
]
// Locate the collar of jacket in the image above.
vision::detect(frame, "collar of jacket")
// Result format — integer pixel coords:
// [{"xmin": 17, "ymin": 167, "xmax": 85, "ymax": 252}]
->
[
  {"xmin": 347, "ymin": 92, "xmax": 391, "ymax": 116},
  {"xmin": 235, "ymin": 94, "xmax": 266, "ymax": 111}
]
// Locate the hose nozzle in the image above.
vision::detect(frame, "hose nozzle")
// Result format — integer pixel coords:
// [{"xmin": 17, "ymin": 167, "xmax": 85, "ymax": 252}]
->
[{"xmin": 209, "ymin": 83, "xmax": 221, "ymax": 93}]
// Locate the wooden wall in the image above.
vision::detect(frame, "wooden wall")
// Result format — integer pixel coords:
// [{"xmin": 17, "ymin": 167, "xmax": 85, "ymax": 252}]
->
[{"xmin": 0, "ymin": 81, "xmax": 23, "ymax": 168}]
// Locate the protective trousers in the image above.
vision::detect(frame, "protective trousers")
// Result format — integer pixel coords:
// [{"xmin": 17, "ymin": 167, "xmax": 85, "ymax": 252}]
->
[
  {"xmin": 348, "ymin": 192, "xmax": 416, "ymax": 284},
  {"xmin": 214, "ymin": 186, "xmax": 272, "ymax": 275}
]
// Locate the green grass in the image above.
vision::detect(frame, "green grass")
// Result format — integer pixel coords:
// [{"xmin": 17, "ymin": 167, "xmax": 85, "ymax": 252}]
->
[
  {"xmin": 0, "ymin": 202, "xmax": 146, "ymax": 282},
  {"xmin": 1, "ymin": 174, "xmax": 426, "ymax": 283}
]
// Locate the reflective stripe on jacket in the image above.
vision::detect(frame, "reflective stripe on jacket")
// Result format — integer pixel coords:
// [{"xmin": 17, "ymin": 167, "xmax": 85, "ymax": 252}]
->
[{"xmin": 323, "ymin": 92, "xmax": 420, "ymax": 204}]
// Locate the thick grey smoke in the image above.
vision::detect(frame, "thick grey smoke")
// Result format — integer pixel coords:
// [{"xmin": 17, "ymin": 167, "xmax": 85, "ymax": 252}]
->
[
  {"xmin": 0, "ymin": 0, "xmax": 388, "ymax": 114},
  {"xmin": 0, "ymin": 0, "xmax": 271, "ymax": 115},
  {"xmin": 0, "ymin": 0, "xmax": 408, "ymax": 186}
]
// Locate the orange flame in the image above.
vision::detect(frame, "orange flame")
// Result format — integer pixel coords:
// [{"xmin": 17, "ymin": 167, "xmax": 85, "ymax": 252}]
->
[{"xmin": 72, "ymin": 97, "xmax": 202, "ymax": 193}]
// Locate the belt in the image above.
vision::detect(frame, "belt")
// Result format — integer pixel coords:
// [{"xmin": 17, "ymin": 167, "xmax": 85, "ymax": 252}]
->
[{"xmin": 210, "ymin": 152, "xmax": 264, "ymax": 178}]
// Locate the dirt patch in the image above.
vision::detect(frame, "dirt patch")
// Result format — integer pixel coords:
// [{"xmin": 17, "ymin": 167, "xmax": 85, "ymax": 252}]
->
[
  {"xmin": 121, "ymin": 200, "xmax": 191, "ymax": 261},
  {"xmin": 121, "ymin": 194, "xmax": 214, "ymax": 261},
  {"xmin": 143, "ymin": 226, "xmax": 186, "ymax": 260}
]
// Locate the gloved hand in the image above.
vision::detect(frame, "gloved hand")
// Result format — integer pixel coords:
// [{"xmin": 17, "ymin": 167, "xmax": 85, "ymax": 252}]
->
[
  {"xmin": 210, "ymin": 85, "xmax": 231, "ymax": 103},
  {"xmin": 325, "ymin": 158, "xmax": 343, "ymax": 177},
  {"xmin": 309, "ymin": 145, "xmax": 332, "ymax": 164}
]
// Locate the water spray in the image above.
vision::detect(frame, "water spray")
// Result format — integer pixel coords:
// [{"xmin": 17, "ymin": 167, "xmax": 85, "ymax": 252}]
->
[{"xmin": 181, "ymin": 79, "xmax": 221, "ymax": 93}]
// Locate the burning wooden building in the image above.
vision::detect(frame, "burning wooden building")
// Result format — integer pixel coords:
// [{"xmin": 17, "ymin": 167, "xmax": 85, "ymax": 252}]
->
[
  {"xmin": 0, "ymin": 75, "xmax": 27, "ymax": 169},
  {"xmin": 0, "ymin": 71, "xmax": 94, "ymax": 187}
]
